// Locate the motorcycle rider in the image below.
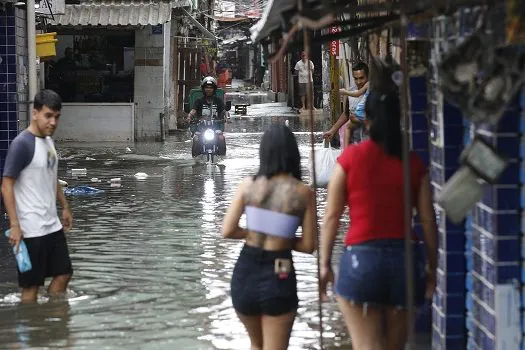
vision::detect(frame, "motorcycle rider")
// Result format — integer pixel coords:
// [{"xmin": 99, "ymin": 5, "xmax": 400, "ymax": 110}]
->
[{"xmin": 187, "ymin": 76, "xmax": 226, "ymax": 157}]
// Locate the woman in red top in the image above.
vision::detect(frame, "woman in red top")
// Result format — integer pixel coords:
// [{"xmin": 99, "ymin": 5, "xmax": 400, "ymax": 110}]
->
[{"xmin": 319, "ymin": 88, "xmax": 438, "ymax": 349}]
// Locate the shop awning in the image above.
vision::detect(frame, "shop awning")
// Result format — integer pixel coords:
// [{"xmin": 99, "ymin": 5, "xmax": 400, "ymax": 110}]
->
[
  {"xmin": 249, "ymin": 0, "xmax": 297, "ymax": 42},
  {"xmin": 49, "ymin": 0, "xmax": 191, "ymax": 27}
]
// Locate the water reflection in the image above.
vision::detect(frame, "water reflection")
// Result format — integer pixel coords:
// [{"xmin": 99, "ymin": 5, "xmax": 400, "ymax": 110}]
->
[
  {"xmin": 0, "ymin": 116, "xmax": 352, "ymax": 349},
  {"xmin": 0, "ymin": 300, "xmax": 73, "ymax": 349}
]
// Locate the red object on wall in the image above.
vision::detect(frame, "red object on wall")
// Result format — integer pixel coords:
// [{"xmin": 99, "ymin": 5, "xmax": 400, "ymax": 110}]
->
[{"xmin": 329, "ymin": 27, "xmax": 340, "ymax": 56}]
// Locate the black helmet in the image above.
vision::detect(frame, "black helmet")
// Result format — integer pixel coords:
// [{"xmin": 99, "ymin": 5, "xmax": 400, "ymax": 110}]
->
[{"xmin": 201, "ymin": 76, "xmax": 217, "ymax": 90}]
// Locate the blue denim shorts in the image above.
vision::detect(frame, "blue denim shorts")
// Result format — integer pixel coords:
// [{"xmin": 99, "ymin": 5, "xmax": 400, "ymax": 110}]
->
[{"xmin": 335, "ymin": 239, "xmax": 426, "ymax": 309}]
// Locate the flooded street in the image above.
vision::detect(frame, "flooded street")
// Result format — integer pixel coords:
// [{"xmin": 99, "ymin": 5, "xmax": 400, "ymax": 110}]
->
[{"xmin": 0, "ymin": 113, "xmax": 353, "ymax": 349}]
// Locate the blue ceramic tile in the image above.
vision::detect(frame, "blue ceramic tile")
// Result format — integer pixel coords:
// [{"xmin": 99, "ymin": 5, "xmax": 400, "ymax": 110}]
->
[
  {"xmin": 409, "ymin": 76, "xmax": 426, "ymax": 91},
  {"xmin": 496, "ymin": 110, "xmax": 521, "ymax": 133},
  {"xmin": 439, "ymin": 229, "xmax": 466, "ymax": 251},
  {"xmin": 472, "ymin": 205, "xmax": 520, "ymax": 236},
  {"xmin": 472, "ymin": 297, "xmax": 495, "ymax": 336},
  {"xmin": 415, "ymin": 150, "xmax": 429, "ymax": 166},
  {"xmin": 429, "ymin": 143, "xmax": 462, "ymax": 168},
  {"xmin": 470, "ymin": 322, "xmax": 495, "ymax": 350},
  {"xmin": 430, "ymin": 164, "xmax": 457, "ymax": 186},
  {"xmin": 432, "ymin": 305, "xmax": 466, "ymax": 337},
  {"xmin": 465, "ymin": 271, "xmax": 473, "ymax": 290},
  {"xmin": 411, "ymin": 93, "xmax": 428, "ymax": 112},
  {"xmin": 437, "ymin": 268, "xmax": 465, "ymax": 294},
  {"xmin": 434, "ymin": 288, "xmax": 465, "ymax": 314},
  {"xmin": 430, "ymin": 124, "xmax": 463, "ymax": 146},
  {"xmin": 472, "ymin": 249, "xmax": 520, "ymax": 284},
  {"xmin": 6, "ymin": 73, "xmax": 15, "ymax": 83},
  {"xmin": 443, "ymin": 103, "xmax": 464, "ymax": 126},
  {"xmin": 472, "ymin": 228, "xmax": 520, "ymax": 261},
  {"xmin": 501, "ymin": 161, "xmax": 519, "ymax": 184},
  {"xmin": 412, "ymin": 131, "xmax": 429, "ymax": 150},
  {"xmin": 479, "ymin": 133, "xmax": 520, "ymax": 158},
  {"xmin": 438, "ymin": 249, "xmax": 466, "ymax": 272},
  {"xmin": 410, "ymin": 111, "xmax": 428, "ymax": 131},
  {"xmin": 472, "ymin": 272, "xmax": 495, "ymax": 310}
]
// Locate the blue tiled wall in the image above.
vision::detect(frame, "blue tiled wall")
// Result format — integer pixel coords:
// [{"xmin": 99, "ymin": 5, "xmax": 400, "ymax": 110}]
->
[
  {"xmin": 430, "ymin": 98, "xmax": 467, "ymax": 349},
  {"xmin": 428, "ymin": 17, "xmax": 468, "ymax": 348},
  {"xmin": 466, "ymin": 93, "xmax": 522, "ymax": 350},
  {"xmin": 0, "ymin": 4, "xmax": 18, "ymax": 176},
  {"xmin": 410, "ymin": 76, "xmax": 432, "ymax": 334}
]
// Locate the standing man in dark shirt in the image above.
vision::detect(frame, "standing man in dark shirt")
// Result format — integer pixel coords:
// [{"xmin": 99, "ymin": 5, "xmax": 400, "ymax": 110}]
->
[{"xmin": 54, "ymin": 48, "xmax": 77, "ymax": 102}]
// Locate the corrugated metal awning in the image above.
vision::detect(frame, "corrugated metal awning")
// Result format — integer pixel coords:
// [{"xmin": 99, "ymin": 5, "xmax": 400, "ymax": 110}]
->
[{"xmin": 49, "ymin": 1, "xmax": 186, "ymax": 27}]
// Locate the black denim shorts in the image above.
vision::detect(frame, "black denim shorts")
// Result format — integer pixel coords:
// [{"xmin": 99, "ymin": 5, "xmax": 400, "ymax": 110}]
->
[
  {"xmin": 19, "ymin": 229, "xmax": 73, "ymax": 288},
  {"xmin": 336, "ymin": 239, "xmax": 426, "ymax": 309},
  {"xmin": 231, "ymin": 245, "xmax": 298, "ymax": 316}
]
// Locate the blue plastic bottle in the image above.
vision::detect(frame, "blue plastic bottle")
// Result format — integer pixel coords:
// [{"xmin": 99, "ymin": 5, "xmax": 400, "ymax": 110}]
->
[{"xmin": 4, "ymin": 229, "xmax": 32, "ymax": 273}]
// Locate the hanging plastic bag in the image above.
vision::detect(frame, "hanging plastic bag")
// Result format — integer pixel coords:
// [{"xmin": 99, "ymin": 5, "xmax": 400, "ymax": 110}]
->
[{"xmin": 310, "ymin": 146, "xmax": 341, "ymax": 188}]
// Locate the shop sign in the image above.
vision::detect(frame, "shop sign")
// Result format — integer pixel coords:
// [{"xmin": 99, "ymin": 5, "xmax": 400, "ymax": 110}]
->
[
  {"xmin": 152, "ymin": 25, "xmax": 163, "ymax": 35},
  {"xmin": 36, "ymin": 0, "xmax": 65, "ymax": 16},
  {"xmin": 329, "ymin": 27, "xmax": 340, "ymax": 56}
]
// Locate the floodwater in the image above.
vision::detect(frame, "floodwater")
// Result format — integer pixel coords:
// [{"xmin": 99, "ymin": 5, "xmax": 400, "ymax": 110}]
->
[{"xmin": 0, "ymin": 114, "xmax": 354, "ymax": 349}]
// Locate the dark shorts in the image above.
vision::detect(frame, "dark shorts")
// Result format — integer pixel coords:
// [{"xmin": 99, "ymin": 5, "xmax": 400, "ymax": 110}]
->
[
  {"xmin": 336, "ymin": 239, "xmax": 426, "ymax": 309},
  {"xmin": 19, "ymin": 229, "xmax": 73, "ymax": 288},
  {"xmin": 298, "ymin": 83, "xmax": 308, "ymax": 97},
  {"xmin": 231, "ymin": 245, "xmax": 298, "ymax": 316}
]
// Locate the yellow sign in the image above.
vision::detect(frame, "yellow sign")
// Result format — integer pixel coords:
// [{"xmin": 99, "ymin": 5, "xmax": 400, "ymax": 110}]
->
[{"xmin": 36, "ymin": 32, "xmax": 58, "ymax": 58}]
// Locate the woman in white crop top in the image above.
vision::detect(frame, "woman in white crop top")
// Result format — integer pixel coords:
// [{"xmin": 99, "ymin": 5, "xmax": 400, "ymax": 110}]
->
[{"xmin": 222, "ymin": 124, "xmax": 317, "ymax": 350}]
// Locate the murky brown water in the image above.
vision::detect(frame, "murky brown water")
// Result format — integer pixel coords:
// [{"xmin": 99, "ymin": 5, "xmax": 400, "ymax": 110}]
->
[{"xmin": 0, "ymin": 115, "xmax": 353, "ymax": 349}]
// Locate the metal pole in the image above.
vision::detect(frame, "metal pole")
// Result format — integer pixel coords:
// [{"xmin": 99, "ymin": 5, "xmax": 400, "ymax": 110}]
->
[
  {"xmin": 298, "ymin": 1, "xmax": 323, "ymax": 349},
  {"xmin": 27, "ymin": 0, "xmax": 37, "ymax": 125},
  {"xmin": 399, "ymin": 12, "xmax": 416, "ymax": 350}
]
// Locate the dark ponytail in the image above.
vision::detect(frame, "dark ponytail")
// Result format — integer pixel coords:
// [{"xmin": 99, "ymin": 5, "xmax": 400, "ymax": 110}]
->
[{"xmin": 365, "ymin": 89, "xmax": 402, "ymax": 159}]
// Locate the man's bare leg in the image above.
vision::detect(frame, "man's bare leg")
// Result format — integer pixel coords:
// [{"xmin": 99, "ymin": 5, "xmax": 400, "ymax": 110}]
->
[
  {"xmin": 300, "ymin": 96, "xmax": 306, "ymax": 112},
  {"xmin": 48, "ymin": 274, "xmax": 72, "ymax": 298},
  {"xmin": 20, "ymin": 286, "xmax": 39, "ymax": 303}
]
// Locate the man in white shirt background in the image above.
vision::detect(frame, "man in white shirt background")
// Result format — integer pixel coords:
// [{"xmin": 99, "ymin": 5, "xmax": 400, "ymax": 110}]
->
[{"xmin": 294, "ymin": 51, "xmax": 315, "ymax": 113}]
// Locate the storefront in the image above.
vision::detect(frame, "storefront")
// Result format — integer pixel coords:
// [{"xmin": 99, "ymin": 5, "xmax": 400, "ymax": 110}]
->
[
  {"xmin": 44, "ymin": 0, "xmax": 177, "ymax": 142},
  {"xmin": 46, "ymin": 28, "xmax": 135, "ymax": 104}
]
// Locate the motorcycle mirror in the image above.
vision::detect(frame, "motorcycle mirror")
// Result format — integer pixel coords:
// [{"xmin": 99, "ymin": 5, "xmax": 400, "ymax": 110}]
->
[
  {"xmin": 225, "ymin": 101, "xmax": 232, "ymax": 111},
  {"xmin": 183, "ymin": 101, "xmax": 190, "ymax": 114}
]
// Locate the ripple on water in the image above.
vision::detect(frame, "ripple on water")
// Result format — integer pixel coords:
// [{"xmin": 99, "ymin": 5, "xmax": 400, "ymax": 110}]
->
[{"xmin": 0, "ymin": 120, "xmax": 352, "ymax": 349}]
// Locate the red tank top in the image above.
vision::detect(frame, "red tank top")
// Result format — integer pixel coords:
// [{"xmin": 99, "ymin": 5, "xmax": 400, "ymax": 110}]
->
[{"xmin": 337, "ymin": 140, "xmax": 427, "ymax": 246}]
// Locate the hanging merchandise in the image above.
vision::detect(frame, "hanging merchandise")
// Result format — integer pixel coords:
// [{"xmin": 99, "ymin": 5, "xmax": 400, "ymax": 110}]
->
[
  {"xmin": 506, "ymin": 0, "xmax": 525, "ymax": 45},
  {"xmin": 438, "ymin": 136, "xmax": 509, "ymax": 224},
  {"xmin": 468, "ymin": 47, "xmax": 525, "ymax": 124},
  {"xmin": 438, "ymin": 29, "xmax": 491, "ymax": 113}
]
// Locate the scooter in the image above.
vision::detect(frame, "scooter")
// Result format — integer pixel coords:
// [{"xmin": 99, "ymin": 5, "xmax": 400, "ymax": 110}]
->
[{"xmin": 194, "ymin": 119, "xmax": 225, "ymax": 163}]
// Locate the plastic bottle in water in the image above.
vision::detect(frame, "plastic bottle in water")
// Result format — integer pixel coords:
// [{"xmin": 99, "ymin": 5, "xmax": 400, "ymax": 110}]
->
[{"xmin": 4, "ymin": 229, "xmax": 32, "ymax": 273}]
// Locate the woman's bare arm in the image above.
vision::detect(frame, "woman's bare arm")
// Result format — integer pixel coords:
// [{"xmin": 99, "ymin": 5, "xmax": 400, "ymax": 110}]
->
[
  {"xmin": 294, "ymin": 188, "xmax": 317, "ymax": 254},
  {"xmin": 222, "ymin": 178, "xmax": 250, "ymax": 239}
]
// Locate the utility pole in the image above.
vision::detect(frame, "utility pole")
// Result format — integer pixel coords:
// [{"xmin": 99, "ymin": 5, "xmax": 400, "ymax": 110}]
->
[
  {"xmin": 27, "ymin": 0, "xmax": 37, "ymax": 125},
  {"xmin": 329, "ymin": 53, "xmax": 340, "ymax": 125}
]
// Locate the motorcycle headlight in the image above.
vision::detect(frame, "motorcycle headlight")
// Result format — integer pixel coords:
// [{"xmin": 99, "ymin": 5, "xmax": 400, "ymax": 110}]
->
[{"xmin": 204, "ymin": 129, "xmax": 215, "ymax": 141}]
